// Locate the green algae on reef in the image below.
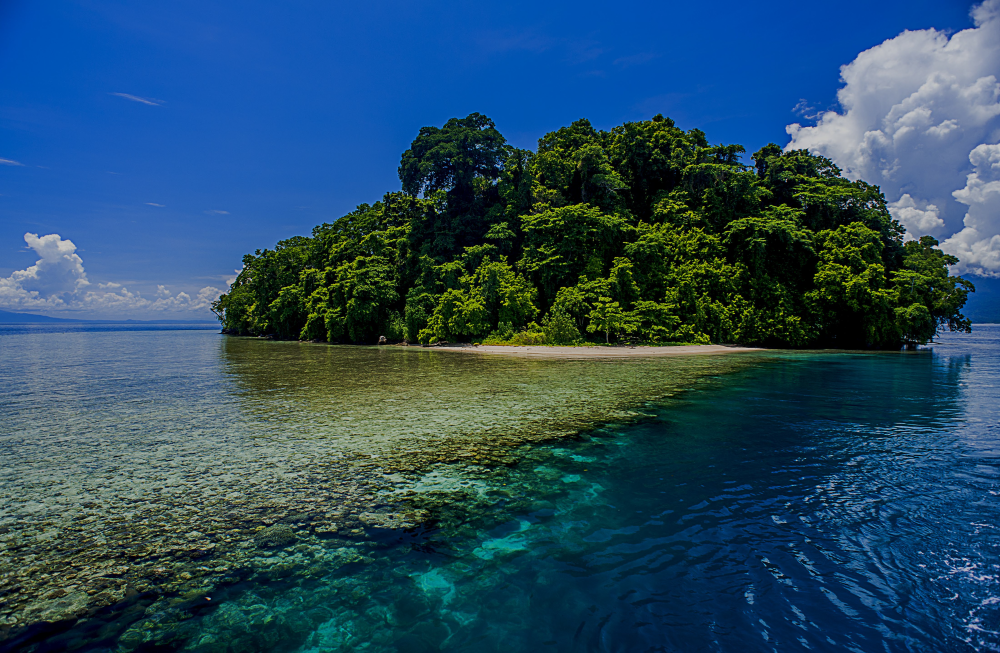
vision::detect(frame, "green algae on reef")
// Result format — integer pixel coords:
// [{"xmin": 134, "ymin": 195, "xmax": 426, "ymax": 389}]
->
[{"xmin": 0, "ymin": 335, "xmax": 761, "ymax": 641}]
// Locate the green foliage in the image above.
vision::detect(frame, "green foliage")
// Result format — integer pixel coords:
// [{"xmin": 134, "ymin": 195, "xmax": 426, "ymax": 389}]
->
[
  {"xmin": 541, "ymin": 305, "xmax": 582, "ymax": 344},
  {"xmin": 268, "ymin": 285, "xmax": 307, "ymax": 340},
  {"xmin": 214, "ymin": 114, "xmax": 975, "ymax": 349},
  {"xmin": 399, "ymin": 113, "xmax": 507, "ymax": 199},
  {"xmin": 480, "ymin": 321, "xmax": 547, "ymax": 345},
  {"xmin": 531, "ymin": 119, "xmax": 626, "ymax": 212},
  {"xmin": 807, "ymin": 223, "xmax": 896, "ymax": 347},
  {"xmin": 507, "ymin": 326, "xmax": 547, "ymax": 346},
  {"xmin": 586, "ymin": 297, "xmax": 639, "ymax": 343},
  {"xmin": 520, "ymin": 204, "xmax": 630, "ymax": 304},
  {"xmin": 418, "ymin": 288, "xmax": 488, "ymax": 344},
  {"xmin": 893, "ymin": 236, "xmax": 974, "ymax": 345},
  {"xmin": 399, "ymin": 113, "xmax": 508, "ymax": 256}
]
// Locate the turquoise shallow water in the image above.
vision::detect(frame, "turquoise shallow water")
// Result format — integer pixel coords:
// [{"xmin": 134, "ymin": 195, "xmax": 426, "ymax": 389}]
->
[{"xmin": 1, "ymin": 325, "xmax": 999, "ymax": 651}]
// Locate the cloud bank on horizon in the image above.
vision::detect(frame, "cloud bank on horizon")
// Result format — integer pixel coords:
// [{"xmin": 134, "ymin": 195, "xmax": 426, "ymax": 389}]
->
[
  {"xmin": 786, "ymin": 0, "xmax": 1000, "ymax": 276},
  {"xmin": 0, "ymin": 233, "xmax": 222, "ymax": 316}
]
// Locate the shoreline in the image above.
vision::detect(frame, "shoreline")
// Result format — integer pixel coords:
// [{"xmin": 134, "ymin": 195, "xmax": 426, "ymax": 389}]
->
[{"xmin": 417, "ymin": 343, "xmax": 762, "ymax": 359}]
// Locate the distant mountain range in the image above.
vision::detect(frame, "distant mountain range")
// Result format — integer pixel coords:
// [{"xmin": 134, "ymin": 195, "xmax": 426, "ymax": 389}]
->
[{"xmin": 0, "ymin": 310, "xmax": 217, "ymax": 324}]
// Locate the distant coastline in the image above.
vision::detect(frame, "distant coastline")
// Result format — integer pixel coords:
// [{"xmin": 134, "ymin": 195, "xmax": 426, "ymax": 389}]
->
[{"xmin": 0, "ymin": 309, "xmax": 216, "ymax": 325}]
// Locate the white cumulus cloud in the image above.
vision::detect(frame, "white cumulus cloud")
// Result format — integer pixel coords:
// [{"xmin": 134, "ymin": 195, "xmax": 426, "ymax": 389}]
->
[
  {"xmin": 888, "ymin": 194, "xmax": 944, "ymax": 234},
  {"xmin": 0, "ymin": 233, "xmax": 223, "ymax": 315},
  {"xmin": 0, "ymin": 233, "xmax": 89, "ymax": 308},
  {"xmin": 943, "ymin": 143, "xmax": 1000, "ymax": 274},
  {"xmin": 785, "ymin": 0, "xmax": 1000, "ymax": 274}
]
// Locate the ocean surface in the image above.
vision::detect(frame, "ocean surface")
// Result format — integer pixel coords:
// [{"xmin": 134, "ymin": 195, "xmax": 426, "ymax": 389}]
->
[{"xmin": 0, "ymin": 323, "xmax": 998, "ymax": 652}]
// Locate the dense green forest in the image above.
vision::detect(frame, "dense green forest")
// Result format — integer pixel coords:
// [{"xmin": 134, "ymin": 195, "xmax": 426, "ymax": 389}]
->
[{"xmin": 213, "ymin": 113, "xmax": 973, "ymax": 349}]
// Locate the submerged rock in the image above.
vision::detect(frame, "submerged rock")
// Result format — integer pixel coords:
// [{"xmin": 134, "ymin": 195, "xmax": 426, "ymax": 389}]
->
[{"xmin": 252, "ymin": 525, "xmax": 297, "ymax": 548}]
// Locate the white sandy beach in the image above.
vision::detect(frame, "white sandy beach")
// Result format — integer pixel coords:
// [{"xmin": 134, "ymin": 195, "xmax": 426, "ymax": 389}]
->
[{"xmin": 419, "ymin": 344, "xmax": 762, "ymax": 359}]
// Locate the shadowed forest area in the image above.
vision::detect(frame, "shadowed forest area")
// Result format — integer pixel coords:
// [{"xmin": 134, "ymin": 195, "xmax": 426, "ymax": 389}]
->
[{"xmin": 213, "ymin": 114, "xmax": 973, "ymax": 349}]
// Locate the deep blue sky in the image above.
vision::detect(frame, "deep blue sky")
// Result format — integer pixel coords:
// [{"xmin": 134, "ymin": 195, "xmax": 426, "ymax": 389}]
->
[{"xmin": 1, "ymin": 0, "xmax": 992, "ymax": 317}]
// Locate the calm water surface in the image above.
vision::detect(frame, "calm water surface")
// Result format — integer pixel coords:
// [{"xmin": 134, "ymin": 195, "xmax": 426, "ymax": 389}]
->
[{"xmin": 1, "ymin": 324, "xmax": 998, "ymax": 652}]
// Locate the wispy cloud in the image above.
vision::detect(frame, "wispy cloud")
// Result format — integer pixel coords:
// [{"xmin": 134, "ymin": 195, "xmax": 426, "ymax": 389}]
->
[
  {"xmin": 613, "ymin": 52, "xmax": 658, "ymax": 68},
  {"xmin": 145, "ymin": 202, "xmax": 165, "ymax": 207},
  {"xmin": 0, "ymin": 158, "xmax": 25, "ymax": 166},
  {"xmin": 564, "ymin": 40, "xmax": 607, "ymax": 64},
  {"xmin": 791, "ymin": 99, "xmax": 822, "ymax": 121},
  {"xmin": 477, "ymin": 28, "xmax": 554, "ymax": 54},
  {"xmin": 477, "ymin": 29, "xmax": 608, "ymax": 65},
  {"xmin": 205, "ymin": 209, "xmax": 229, "ymax": 215},
  {"xmin": 110, "ymin": 92, "xmax": 163, "ymax": 106}
]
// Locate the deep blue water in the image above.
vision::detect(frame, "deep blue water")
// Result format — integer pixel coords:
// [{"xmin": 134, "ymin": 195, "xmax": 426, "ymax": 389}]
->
[
  {"xmin": 1, "ymin": 324, "xmax": 998, "ymax": 652},
  {"xmin": 284, "ymin": 328, "xmax": 1000, "ymax": 653}
]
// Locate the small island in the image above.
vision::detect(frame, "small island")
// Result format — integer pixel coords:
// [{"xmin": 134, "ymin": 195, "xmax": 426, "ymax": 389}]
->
[{"xmin": 213, "ymin": 114, "xmax": 973, "ymax": 349}]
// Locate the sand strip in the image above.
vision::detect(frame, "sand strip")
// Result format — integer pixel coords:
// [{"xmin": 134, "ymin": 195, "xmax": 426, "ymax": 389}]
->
[{"xmin": 418, "ymin": 344, "xmax": 762, "ymax": 359}]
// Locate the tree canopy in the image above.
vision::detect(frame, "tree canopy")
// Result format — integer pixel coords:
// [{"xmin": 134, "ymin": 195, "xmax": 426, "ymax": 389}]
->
[{"xmin": 213, "ymin": 112, "xmax": 974, "ymax": 349}]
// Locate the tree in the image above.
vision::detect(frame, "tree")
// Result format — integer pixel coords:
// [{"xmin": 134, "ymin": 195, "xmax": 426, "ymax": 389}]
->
[
  {"xmin": 530, "ymin": 118, "xmax": 627, "ymax": 212},
  {"xmin": 541, "ymin": 305, "xmax": 581, "ymax": 344},
  {"xmin": 398, "ymin": 114, "xmax": 508, "ymax": 255},
  {"xmin": 893, "ymin": 236, "xmax": 973, "ymax": 345},
  {"xmin": 399, "ymin": 113, "xmax": 508, "ymax": 199},
  {"xmin": 605, "ymin": 115, "xmax": 690, "ymax": 219},
  {"xmin": 806, "ymin": 222, "xmax": 896, "ymax": 347},
  {"xmin": 520, "ymin": 204, "xmax": 630, "ymax": 305},
  {"xmin": 586, "ymin": 297, "xmax": 639, "ymax": 343}
]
